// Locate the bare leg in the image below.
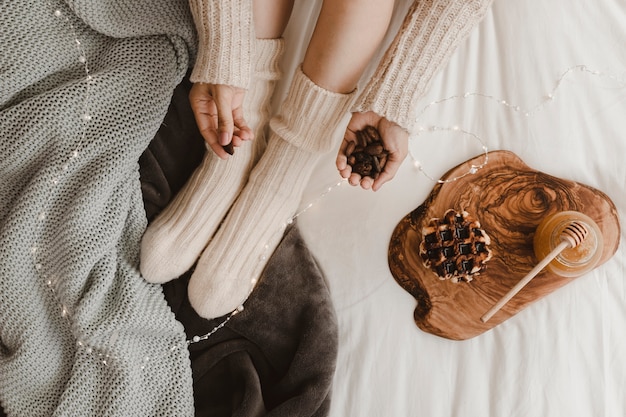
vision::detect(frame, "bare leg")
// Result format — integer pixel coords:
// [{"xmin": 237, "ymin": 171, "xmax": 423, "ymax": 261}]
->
[
  {"xmin": 189, "ymin": 0, "xmax": 396, "ymax": 318},
  {"xmin": 303, "ymin": 0, "xmax": 395, "ymax": 93},
  {"xmin": 254, "ymin": 0, "xmax": 295, "ymax": 39}
]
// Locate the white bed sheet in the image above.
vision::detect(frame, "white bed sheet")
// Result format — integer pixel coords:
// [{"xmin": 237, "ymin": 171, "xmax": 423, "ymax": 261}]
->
[{"xmin": 277, "ymin": 0, "xmax": 625, "ymax": 416}]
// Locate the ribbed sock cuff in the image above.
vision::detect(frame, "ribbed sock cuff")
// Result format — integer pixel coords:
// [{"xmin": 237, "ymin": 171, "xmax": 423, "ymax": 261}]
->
[
  {"xmin": 245, "ymin": 38, "xmax": 285, "ymax": 159},
  {"xmin": 254, "ymin": 38, "xmax": 284, "ymax": 81},
  {"xmin": 270, "ymin": 66, "xmax": 356, "ymax": 153}
]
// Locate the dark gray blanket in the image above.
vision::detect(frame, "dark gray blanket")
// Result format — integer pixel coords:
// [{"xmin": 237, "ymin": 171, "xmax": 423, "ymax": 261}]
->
[{"xmin": 140, "ymin": 78, "xmax": 339, "ymax": 417}]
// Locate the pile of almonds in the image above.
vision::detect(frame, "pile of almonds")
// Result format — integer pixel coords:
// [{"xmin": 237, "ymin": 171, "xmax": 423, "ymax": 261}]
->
[{"xmin": 346, "ymin": 125, "xmax": 389, "ymax": 179}]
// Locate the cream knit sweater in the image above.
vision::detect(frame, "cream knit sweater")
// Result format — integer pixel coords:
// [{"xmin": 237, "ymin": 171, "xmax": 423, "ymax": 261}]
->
[
  {"xmin": 353, "ymin": 0, "xmax": 493, "ymax": 133},
  {"xmin": 189, "ymin": 0, "xmax": 254, "ymax": 88},
  {"xmin": 188, "ymin": 0, "xmax": 493, "ymax": 134}
]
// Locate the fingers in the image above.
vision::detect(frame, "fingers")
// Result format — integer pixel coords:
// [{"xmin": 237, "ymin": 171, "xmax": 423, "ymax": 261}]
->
[
  {"xmin": 338, "ymin": 112, "xmax": 408, "ymax": 191},
  {"xmin": 213, "ymin": 86, "xmax": 237, "ymax": 146},
  {"xmin": 336, "ymin": 132, "xmax": 353, "ymax": 172},
  {"xmin": 232, "ymin": 105, "xmax": 253, "ymax": 142},
  {"xmin": 349, "ymin": 172, "xmax": 374, "ymax": 190},
  {"xmin": 189, "ymin": 83, "xmax": 252, "ymax": 159},
  {"xmin": 371, "ymin": 122, "xmax": 408, "ymax": 191},
  {"xmin": 336, "ymin": 112, "xmax": 374, "ymax": 175},
  {"xmin": 189, "ymin": 84, "xmax": 229, "ymax": 159},
  {"xmin": 371, "ymin": 126, "xmax": 408, "ymax": 191},
  {"xmin": 371, "ymin": 154, "xmax": 402, "ymax": 191}
]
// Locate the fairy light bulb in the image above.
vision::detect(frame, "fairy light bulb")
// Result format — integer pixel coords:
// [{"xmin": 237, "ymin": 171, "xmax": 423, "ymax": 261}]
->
[{"xmin": 36, "ymin": 1, "xmax": 625, "ymax": 356}]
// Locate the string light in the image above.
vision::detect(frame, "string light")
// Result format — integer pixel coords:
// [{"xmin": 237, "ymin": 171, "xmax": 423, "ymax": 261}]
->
[
  {"xmin": 415, "ymin": 65, "xmax": 624, "ymax": 121},
  {"xmin": 186, "ymin": 178, "xmax": 347, "ymax": 347},
  {"xmin": 36, "ymin": 0, "xmax": 626, "ymax": 359},
  {"xmin": 411, "ymin": 125, "xmax": 489, "ymax": 184},
  {"xmin": 38, "ymin": 0, "xmax": 353, "ymax": 354},
  {"xmin": 410, "ymin": 64, "xmax": 625, "ymax": 183},
  {"xmin": 35, "ymin": 2, "xmax": 115, "ymax": 366}
]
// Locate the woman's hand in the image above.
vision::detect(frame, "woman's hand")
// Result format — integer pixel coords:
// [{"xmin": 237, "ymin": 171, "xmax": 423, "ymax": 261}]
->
[
  {"xmin": 336, "ymin": 111, "xmax": 408, "ymax": 191},
  {"xmin": 189, "ymin": 83, "xmax": 253, "ymax": 159}
]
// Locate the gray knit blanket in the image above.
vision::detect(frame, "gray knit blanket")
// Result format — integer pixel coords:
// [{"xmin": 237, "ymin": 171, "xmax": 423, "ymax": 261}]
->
[{"xmin": 0, "ymin": 1, "xmax": 197, "ymax": 415}]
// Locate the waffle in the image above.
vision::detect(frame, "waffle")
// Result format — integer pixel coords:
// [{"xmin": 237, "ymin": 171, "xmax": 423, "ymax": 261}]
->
[{"xmin": 419, "ymin": 209, "xmax": 492, "ymax": 283}]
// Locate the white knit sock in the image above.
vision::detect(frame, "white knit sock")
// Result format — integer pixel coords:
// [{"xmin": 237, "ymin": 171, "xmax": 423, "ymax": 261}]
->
[
  {"xmin": 243, "ymin": 38, "xmax": 286, "ymax": 158},
  {"xmin": 188, "ymin": 66, "xmax": 356, "ymax": 318},
  {"xmin": 140, "ymin": 39, "xmax": 284, "ymax": 284}
]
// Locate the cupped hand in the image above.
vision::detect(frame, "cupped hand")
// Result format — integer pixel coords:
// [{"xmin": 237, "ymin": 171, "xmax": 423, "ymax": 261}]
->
[
  {"xmin": 336, "ymin": 111, "xmax": 408, "ymax": 191},
  {"xmin": 189, "ymin": 83, "xmax": 253, "ymax": 159}
]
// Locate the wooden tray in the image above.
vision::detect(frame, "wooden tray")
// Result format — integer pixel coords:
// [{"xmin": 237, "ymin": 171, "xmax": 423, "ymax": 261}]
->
[{"xmin": 388, "ymin": 150, "xmax": 620, "ymax": 340}]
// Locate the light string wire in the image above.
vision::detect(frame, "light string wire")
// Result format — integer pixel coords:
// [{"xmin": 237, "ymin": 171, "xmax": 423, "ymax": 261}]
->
[
  {"xmin": 408, "ymin": 64, "xmax": 626, "ymax": 183},
  {"xmin": 37, "ymin": 1, "xmax": 122, "ymax": 367},
  {"xmin": 38, "ymin": 0, "xmax": 345, "ymax": 354},
  {"xmin": 36, "ymin": 1, "xmax": 625, "ymax": 361},
  {"xmin": 411, "ymin": 125, "xmax": 489, "ymax": 184},
  {"xmin": 186, "ymin": 177, "xmax": 348, "ymax": 347}
]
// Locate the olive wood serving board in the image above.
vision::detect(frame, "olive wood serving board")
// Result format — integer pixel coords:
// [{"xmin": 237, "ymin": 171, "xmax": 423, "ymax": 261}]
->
[{"xmin": 388, "ymin": 150, "xmax": 620, "ymax": 340}]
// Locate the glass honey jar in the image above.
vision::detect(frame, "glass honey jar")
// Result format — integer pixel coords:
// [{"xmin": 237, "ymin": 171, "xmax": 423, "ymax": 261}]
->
[{"xmin": 533, "ymin": 211, "xmax": 603, "ymax": 278}]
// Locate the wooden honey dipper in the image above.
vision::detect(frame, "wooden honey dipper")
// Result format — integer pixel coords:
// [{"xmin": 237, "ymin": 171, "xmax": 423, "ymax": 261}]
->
[{"xmin": 481, "ymin": 221, "xmax": 589, "ymax": 323}]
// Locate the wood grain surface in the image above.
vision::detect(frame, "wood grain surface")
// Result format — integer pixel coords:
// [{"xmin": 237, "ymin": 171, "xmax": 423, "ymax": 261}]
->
[{"xmin": 388, "ymin": 150, "xmax": 620, "ymax": 340}]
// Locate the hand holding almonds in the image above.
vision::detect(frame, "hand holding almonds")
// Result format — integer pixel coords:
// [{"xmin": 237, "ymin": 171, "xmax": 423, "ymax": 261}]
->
[{"xmin": 346, "ymin": 125, "xmax": 390, "ymax": 180}]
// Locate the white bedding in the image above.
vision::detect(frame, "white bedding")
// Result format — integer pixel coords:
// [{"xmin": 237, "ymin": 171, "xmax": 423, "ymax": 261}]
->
[{"xmin": 279, "ymin": 0, "xmax": 626, "ymax": 416}]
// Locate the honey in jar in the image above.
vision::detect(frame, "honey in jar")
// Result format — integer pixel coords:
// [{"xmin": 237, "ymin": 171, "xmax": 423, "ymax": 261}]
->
[{"xmin": 533, "ymin": 211, "xmax": 603, "ymax": 278}]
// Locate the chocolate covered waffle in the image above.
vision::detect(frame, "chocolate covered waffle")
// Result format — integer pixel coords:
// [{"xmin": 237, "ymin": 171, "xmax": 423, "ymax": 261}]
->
[{"xmin": 419, "ymin": 209, "xmax": 492, "ymax": 283}]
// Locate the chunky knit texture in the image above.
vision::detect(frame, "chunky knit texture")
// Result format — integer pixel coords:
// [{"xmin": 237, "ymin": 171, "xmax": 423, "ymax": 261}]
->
[
  {"xmin": 188, "ymin": 0, "xmax": 254, "ymax": 88},
  {"xmin": 140, "ymin": 38, "xmax": 284, "ymax": 284},
  {"xmin": 353, "ymin": 0, "xmax": 493, "ymax": 134},
  {"xmin": 246, "ymin": 38, "xmax": 286, "ymax": 158},
  {"xmin": 188, "ymin": 67, "xmax": 355, "ymax": 319},
  {"xmin": 0, "ymin": 1, "xmax": 196, "ymax": 416}
]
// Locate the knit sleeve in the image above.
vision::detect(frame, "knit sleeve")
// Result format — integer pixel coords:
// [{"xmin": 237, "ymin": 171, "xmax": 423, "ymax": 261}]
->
[
  {"xmin": 188, "ymin": 0, "xmax": 254, "ymax": 89},
  {"xmin": 352, "ymin": 0, "xmax": 493, "ymax": 134}
]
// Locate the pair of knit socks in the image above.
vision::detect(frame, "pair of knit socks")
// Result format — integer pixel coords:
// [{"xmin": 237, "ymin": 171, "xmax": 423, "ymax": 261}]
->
[
  {"xmin": 141, "ymin": 40, "xmax": 355, "ymax": 319},
  {"xmin": 140, "ymin": 38, "xmax": 284, "ymax": 285}
]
